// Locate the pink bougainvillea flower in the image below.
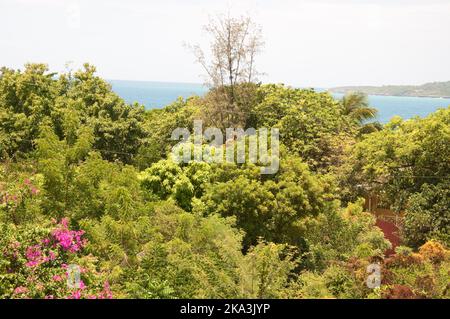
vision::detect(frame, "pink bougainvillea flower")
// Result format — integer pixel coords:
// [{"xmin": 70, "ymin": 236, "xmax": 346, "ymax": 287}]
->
[
  {"xmin": 51, "ymin": 219, "xmax": 87, "ymax": 253},
  {"xmin": 60, "ymin": 218, "xmax": 69, "ymax": 228},
  {"xmin": 13, "ymin": 286, "xmax": 28, "ymax": 295},
  {"xmin": 99, "ymin": 281, "xmax": 113, "ymax": 299},
  {"xmin": 45, "ymin": 250, "xmax": 56, "ymax": 261},
  {"xmin": 30, "ymin": 187, "xmax": 39, "ymax": 195},
  {"xmin": 70, "ymin": 290, "xmax": 82, "ymax": 299},
  {"xmin": 52, "ymin": 275, "xmax": 63, "ymax": 282},
  {"xmin": 25, "ymin": 245, "xmax": 43, "ymax": 267}
]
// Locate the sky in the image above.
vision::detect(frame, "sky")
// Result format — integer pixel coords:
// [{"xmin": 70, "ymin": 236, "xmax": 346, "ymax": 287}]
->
[{"xmin": 1, "ymin": 0, "xmax": 449, "ymax": 87}]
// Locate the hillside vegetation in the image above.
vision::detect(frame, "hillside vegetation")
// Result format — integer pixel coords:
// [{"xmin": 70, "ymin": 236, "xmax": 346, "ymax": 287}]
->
[
  {"xmin": 331, "ymin": 81, "xmax": 450, "ymax": 98},
  {"xmin": 0, "ymin": 63, "xmax": 448, "ymax": 299}
]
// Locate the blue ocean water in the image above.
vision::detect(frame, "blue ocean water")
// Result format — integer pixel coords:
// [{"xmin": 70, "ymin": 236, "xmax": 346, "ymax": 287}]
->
[
  {"xmin": 109, "ymin": 80, "xmax": 450, "ymax": 124},
  {"xmin": 332, "ymin": 92, "xmax": 450, "ymax": 123},
  {"xmin": 109, "ymin": 80, "xmax": 208, "ymax": 109}
]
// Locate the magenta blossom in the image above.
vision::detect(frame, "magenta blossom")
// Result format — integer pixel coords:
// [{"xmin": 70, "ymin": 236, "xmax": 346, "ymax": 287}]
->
[
  {"xmin": 69, "ymin": 290, "xmax": 82, "ymax": 299},
  {"xmin": 51, "ymin": 219, "xmax": 87, "ymax": 253},
  {"xmin": 13, "ymin": 286, "xmax": 28, "ymax": 295},
  {"xmin": 99, "ymin": 281, "xmax": 113, "ymax": 299},
  {"xmin": 46, "ymin": 250, "xmax": 56, "ymax": 261},
  {"xmin": 30, "ymin": 187, "xmax": 39, "ymax": 195},
  {"xmin": 25, "ymin": 245, "xmax": 43, "ymax": 267}
]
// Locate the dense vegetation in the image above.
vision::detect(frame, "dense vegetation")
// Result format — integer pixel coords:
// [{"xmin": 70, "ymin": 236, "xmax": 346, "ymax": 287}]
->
[
  {"xmin": 331, "ymin": 81, "xmax": 450, "ymax": 98},
  {"xmin": 0, "ymin": 63, "xmax": 448, "ymax": 299}
]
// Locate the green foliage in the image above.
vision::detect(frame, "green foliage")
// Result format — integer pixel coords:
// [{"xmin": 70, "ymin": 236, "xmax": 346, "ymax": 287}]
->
[
  {"xmin": 382, "ymin": 241, "xmax": 450, "ymax": 298},
  {"xmin": 200, "ymin": 156, "xmax": 330, "ymax": 249},
  {"xmin": 0, "ymin": 164, "xmax": 43, "ymax": 224},
  {"xmin": 342, "ymin": 92, "xmax": 378, "ymax": 123},
  {"xmin": 347, "ymin": 108, "xmax": 450, "ymax": 210},
  {"xmin": 302, "ymin": 199, "xmax": 391, "ymax": 271},
  {"xmin": 0, "ymin": 63, "xmax": 146, "ymax": 164},
  {"xmin": 344, "ymin": 108, "xmax": 450, "ymax": 247},
  {"xmin": 1, "ymin": 63, "xmax": 448, "ymax": 299},
  {"xmin": 252, "ymin": 84, "xmax": 356, "ymax": 171},
  {"xmin": 403, "ymin": 182, "xmax": 450, "ymax": 248},
  {"xmin": 0, "ymin": 64, "xmax": 57, "ymax": 158},
  {"xmin": 138, "ymin": 159, "xmax": 212, "ymax": 211},
  {"xmin": 82, "ymin": 201, "xmax": 246, "ymax": 298},
  {"xmin": 135, "ymin": 97, "xmax": 201, "ymax": 169},
  {"xmin": 0, "ymin": 220, "xmax": 110, "ymax": 299},
  {"xmin": 240, "ymin": 241, "xmax": 297, "ymax": 298}
]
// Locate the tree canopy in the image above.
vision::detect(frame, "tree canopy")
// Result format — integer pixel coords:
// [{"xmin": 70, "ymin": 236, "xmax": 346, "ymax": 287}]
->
[{"xmin": 0, "ymin": 62, "xmax": 448, "ymax": 299}]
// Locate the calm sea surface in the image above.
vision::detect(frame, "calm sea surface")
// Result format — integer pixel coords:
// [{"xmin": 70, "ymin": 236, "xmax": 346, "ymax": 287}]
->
[{"xmin": 109, "ymin": 80, "xmax": 450, "ymax": 124}]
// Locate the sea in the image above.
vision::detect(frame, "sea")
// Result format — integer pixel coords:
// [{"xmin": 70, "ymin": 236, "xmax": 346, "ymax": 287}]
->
[{"xmin": 109, "ymin": 80, "xmax": 450, "ymax": 124}]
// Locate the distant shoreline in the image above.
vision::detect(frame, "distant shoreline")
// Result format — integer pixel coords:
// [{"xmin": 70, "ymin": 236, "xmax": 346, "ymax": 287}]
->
[
  {"xmin": 107, "ymin": 79, "xmax": 450, "ymax": 99},
  {"xmin": 329, "ymin": 81, "xmax": 450, "ymax": 99},
  {"xmin": 329, "ymin": 90, "xmax": 450, "ymax": 99}
]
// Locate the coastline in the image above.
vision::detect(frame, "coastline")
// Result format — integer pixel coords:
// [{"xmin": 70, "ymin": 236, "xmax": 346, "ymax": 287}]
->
[{"xmin": 329, "ymin": 90, "xmax": 450, "ymax": 99}]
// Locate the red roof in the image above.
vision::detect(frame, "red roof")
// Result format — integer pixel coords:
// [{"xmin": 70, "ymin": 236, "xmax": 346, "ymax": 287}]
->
[{"xmin": 376, "ymin": 219, "xmax": 401, "ymax": 256}]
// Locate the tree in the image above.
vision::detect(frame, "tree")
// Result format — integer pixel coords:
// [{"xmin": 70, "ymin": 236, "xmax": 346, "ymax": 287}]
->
[
  {"xmin": 62, "ymin": 64, "xmax": 147, "ymax": 164},
  {"xmin": 240, "ymin": 241, "xmax": 297, "ymax": 298},
  {"xmin": 82, "ymin": 200, "xmax": 247, "ymax": 298},
  {"xmin": 345, "ymin": 108, "xmax": 450, "ymax": 211},
  {"xmin": 200, "ymin": 156, "xmax": 331, "ymax": 249},
  {"xmin": 252, "ymin": 84, "xmax": 357, "ymax": 171},
  {"xmin": 189, "ymin": 14, "xmax": 264, "ymax": 128},
  {"xmin": 342, "ymin": 92, "xmax": 378, "ymax": 123},
  {"xmin": 403, "ymin": 182, "xmax": 450, "ymax": 248},
  {"xmin": 0, "ymin": 64, "xmax": 147, "ymax": 164},
  {"xmin": 341, "ymin": 92, "xmax": 381, "ymax": 135},
  {"xmin": 2, "ymin": 59, "xmax": 447, "ymax": 299},
  {"xmin": 0, "ymin": 64, "xmax": 57, "ymax": 159},
  {"xmin": 302, "ymin": 199, "xmax": 391, "ymax": 271},
  {"xmin": 135, "ymin": 97, "xmax": 201, "ymax": 169}
]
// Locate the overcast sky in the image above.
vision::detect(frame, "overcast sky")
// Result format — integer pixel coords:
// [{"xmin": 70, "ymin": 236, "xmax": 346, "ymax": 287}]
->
[{"xmin": 1, "ymin": 0, "xmax": 449, "ymax": 87}]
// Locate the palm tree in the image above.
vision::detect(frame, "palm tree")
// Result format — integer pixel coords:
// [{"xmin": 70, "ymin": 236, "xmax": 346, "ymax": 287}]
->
[{"xmin": 342, "ymin": 91, "xmax": 378, "ymax": 123}]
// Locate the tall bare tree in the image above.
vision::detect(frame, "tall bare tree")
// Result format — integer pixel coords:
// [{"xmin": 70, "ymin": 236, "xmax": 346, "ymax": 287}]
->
[{"xmin": 188, "ymin": 14, "xmax": 264, "ymax": 129}]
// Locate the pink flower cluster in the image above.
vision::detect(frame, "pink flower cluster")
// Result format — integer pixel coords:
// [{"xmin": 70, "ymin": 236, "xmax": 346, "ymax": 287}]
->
[
  {"xmin": 0, "ymin": 177, "xmax": 39, "ymax": 205},
  {"xmin": 51, "ymin": 218, "xmax": 87, "ymax": 253},
  {"xmin": 13, "ymin": 286, "xmax": 28, "ymax": 295},
  {"xmin": 13, "ymin": 218, "xmax": 113, "ymax": 299},
  {"xmin": 25, "ymin": 245, "xmax": 43, "ymax": 267},
  {"xmin": 25, "ymin": 244, "xmax": 57, "ymax": 267},
  {"xmin": 65, "ymin": 281, "xmax": 112, "ymax": 299},
  {"xmin": 24, "ymin": 178, "xmax": 39, "ymax": 195},
  {"xmin": 1, "ymin": 193, "xmax": 18, "ymax": 204},
  {"xmin": 24, "ymin": 218, "xmax": 86, "ymax": 268}
]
